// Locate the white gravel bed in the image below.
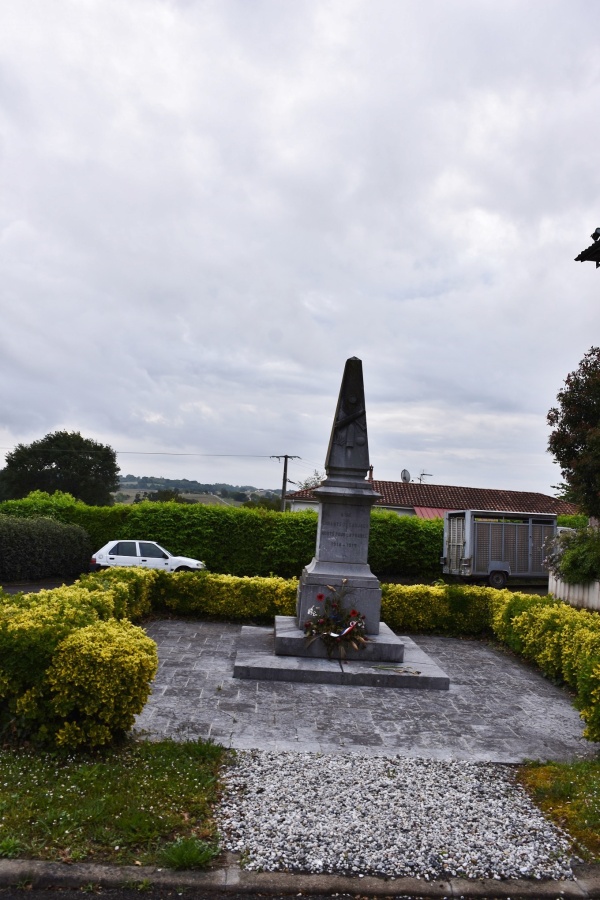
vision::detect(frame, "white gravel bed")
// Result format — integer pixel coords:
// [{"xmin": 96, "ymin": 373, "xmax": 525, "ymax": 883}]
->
[{"xmin": 217, "ymin": 750, "xmax": 575, "ymax": 881}]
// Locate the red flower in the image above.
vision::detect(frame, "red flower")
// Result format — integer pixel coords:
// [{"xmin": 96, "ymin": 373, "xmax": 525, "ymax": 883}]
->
[
  {"xmin": 316, "ymin": 593, "xmax": 325, "ymax": 602},
  {"xmin": 350, "ymin": 609, "xmax": 358, "ymax": 617}
]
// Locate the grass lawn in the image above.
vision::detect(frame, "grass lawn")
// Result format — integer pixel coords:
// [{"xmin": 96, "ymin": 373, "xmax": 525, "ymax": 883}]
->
[
  {"xmin": 0, "ymin": 738, "xmax": 225, "ymax": 869},
  {"xmin": 519, "ymin": 760, "xmax": 600, "ymax": 860}
]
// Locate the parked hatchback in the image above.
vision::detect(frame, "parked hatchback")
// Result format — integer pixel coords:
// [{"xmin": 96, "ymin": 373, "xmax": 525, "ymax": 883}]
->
[{"xmin": 90, "ymin": 540, "xmax": 205, "ymax": 572}]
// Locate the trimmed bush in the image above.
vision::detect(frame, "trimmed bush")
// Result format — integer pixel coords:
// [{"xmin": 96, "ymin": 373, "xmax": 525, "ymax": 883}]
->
[
  {"xmin": 0, "ymin": 588, "xmax": 104, "ymax": 703},
  {"xmin": 381, "ymin": 582, "xmax": 493, "ymax": 635},
  {"xmin": 0, "ymin": 491, "xmax": 127, "ymax": 552},
  {"xmin": 152, "ymin": 570, "xmax": 297, "ymax": 620},
  {"xmin": 370, "ymin": 513, "xmax": 443, "ymax": 579},
  {"xmin": 77, "ymin": 567, "xmax": 156, "ymax": 621},
  {"xmin": 46, "ymin": 620, "xmax": 158, "ymax": 748},
  {"xmin": 0, "ymin": 583, "xmax": 158, "ymax": 748},
  {"xmin": 124, "ymin": 503, "xmax": 317, "ymax": 578},
  {"xmin": 0, "ymin": 492, "xmax": 443, "ymax": 580},
  {"xmin": 0, "ymin": 514, "xmax": 91, "ymax": 581}
]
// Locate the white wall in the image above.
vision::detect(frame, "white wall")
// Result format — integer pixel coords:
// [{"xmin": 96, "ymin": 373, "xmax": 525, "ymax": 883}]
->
[{"xmin": 549, "ymin": 573, "xmax": 600, "ymax": 612}]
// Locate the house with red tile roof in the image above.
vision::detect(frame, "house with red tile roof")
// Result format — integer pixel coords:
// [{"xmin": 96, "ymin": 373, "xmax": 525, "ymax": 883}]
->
[{"xmin": 286, "ymin": 478, "xmax": 578, "ymax": 518}]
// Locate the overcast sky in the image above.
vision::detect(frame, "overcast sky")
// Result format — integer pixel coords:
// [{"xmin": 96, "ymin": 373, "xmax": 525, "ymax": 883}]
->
[{"xmin": 2, "ymin": 0, "xmax": 600, "ymax": 494}]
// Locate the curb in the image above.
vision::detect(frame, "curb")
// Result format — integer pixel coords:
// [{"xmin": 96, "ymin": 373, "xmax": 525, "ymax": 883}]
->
[{"xmin": 1, "ymin": 858, "xmax": 600, "ymax": 897}]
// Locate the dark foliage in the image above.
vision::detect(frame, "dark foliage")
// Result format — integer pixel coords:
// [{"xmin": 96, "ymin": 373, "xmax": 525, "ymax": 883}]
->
[
  {"xmin": 0, "ymin": 515, "xmax": 91, "ymax": 581},
  {"xmin": 0, "ymin": 431, "xmax": 119, "ymax": 507},
  {"xmin": 548, "ymin": 347, "xmax": 600, "ymax": 518}
]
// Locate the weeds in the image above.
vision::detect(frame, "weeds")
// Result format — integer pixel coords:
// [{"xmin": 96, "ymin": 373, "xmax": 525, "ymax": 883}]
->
[
  {"xmin": 158, "ymin": 837, "xmax": 218, "ymax": 870},
  {"xmin": 0, "ymin": 738, "xmax": 223, "ymax": 867},
  {"xmin": 0, "ymin": 836, "xmax": 24, "ymax": 858},
  {"xmin": 519, "ymin": 760, "xmax": 600, "ymax": 858}
]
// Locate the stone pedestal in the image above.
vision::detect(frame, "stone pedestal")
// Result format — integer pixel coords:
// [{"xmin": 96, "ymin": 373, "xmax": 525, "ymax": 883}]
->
[
  {"xmin": 275, "ymin": 617, "xmax": 404, "ymax": 661},
  {"xmin": 233, "ymin": 626, "xmax": 450, "ymax": 690},
  {"xmin": 296, "ymin": 478, "xmax": 382, "ymax": 634}
]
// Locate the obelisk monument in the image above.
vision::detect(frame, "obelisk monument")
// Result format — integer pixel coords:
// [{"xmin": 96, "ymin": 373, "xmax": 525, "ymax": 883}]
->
[{"xmin": 296, "ymin": 357, "xmax": 382, "ymax": 634}]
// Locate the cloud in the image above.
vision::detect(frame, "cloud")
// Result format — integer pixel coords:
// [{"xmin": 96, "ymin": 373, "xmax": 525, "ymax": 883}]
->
[{"xmin": 0, "ymin": 0, "xmax": 599, "ymax": 492}]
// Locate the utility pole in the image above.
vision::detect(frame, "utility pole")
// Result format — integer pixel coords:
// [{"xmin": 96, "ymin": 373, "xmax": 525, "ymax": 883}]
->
[{"xmin": 271, "ymin": 455, "xmax": 300, "ymax": 511}]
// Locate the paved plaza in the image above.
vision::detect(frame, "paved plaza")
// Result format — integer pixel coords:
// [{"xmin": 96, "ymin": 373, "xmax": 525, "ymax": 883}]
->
[{"xmin": 134, "ymin": 619, "xmax": 600, "ymax": 763}]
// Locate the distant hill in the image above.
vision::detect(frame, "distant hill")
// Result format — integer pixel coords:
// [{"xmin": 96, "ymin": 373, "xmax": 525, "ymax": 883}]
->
[{"xmin": 118, "ymin": 475, "xmax": 280, "ymax": 496}]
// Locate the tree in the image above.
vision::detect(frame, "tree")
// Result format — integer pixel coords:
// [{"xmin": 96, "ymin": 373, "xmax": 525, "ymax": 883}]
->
[
  {"xmin": 0, "ymin": 431, "xmax": 120, "ymax": 506},
  {"xmin": 242, "ymin": 493, "xmax": 281, "ymax": 511},
  {"xmin": 548, "ymin": 346, "xmax": 600, "ymax": 517},
  {"xmin": 296, "ymin": 469, "xmax": 326, "ymax": 490},
  {"xmin": 145, "ymin": 489, "xmax": 190, "ymax": 504}
]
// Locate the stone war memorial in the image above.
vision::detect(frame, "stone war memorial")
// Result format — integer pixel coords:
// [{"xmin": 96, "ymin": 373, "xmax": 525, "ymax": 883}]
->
[{"xmin": 233, "ymin": 357, "xmax": 449, "ymax": 689}]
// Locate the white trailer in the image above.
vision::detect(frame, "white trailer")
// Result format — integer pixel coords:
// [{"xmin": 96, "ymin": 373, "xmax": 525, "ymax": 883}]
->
[{"xmin": 440, "ymin": 509, "xmax": 557, "ymax": 589}]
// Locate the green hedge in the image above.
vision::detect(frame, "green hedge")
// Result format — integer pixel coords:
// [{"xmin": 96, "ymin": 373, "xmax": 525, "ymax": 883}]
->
[
  {"xmin": 369, "ymin": 513, "xmax": 443, "ymax": 578},
  {"xmin": 0, "ymin": 492, "xmax": 127, "ymax": 551},
  {"xmin": 557, "ymin": 514, "xmax": 588, "ymax": 529},
  {"xmin": 0, "ymin": 492, "xmax": 443, "ymax": 580},
  {"xmin": 1, "ymin": 491, "xmax": 579, "ymax": 583},
  {"xmin": 0, "ymin": 514, "xmax": 91, "ymax": 581}
]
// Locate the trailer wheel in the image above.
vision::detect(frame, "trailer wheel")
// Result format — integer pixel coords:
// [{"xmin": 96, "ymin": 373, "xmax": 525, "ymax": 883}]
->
[{"xmin": 488, "ymin": 570, "xmax": 507, "ymax": 589}]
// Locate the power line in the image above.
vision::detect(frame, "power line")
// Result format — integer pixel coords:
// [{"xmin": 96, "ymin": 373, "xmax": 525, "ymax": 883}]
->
[
  {"xmin": 0, "ymin": 447, "xmax": 275, "ymax": 458},
  {"xmin": 117, "ymin": 452, "xmax": 273, "ymax": 457}
]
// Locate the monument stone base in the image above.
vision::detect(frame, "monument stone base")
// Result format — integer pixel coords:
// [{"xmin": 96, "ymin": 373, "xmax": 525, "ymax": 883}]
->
[
  {"xmin": 233, "ymin": 626, "xmax": 450, "ymax": 690},
  {"xmin": 296, "ymin": 565, "xmax": 382, "ymax": 635},
  {"xmin": 275, "ymin": 616, "xmax": 404, "ymax": 661}
]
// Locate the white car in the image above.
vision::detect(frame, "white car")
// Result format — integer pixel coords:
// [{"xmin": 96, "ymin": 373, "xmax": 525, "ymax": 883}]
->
[{"xmin": 90, "ymin": 540, "xmax": 205, "ymax": 572}]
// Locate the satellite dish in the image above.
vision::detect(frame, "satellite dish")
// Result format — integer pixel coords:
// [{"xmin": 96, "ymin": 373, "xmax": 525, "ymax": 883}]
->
[{"xmin": 401, "ymin": 469, "xmax": 411, "ymax": 483}]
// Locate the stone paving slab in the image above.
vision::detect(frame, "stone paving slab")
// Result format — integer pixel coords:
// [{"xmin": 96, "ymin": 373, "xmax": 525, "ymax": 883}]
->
[
  {"xmin": 236, "ymin": 624, "xmax": 448, "ymax": 688},
  {"xmin": 134, "ymin": 620, "xmax": 600, "ymax": 762}
]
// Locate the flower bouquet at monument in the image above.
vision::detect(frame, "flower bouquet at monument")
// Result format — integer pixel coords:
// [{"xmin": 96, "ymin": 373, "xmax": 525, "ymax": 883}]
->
[{"xmin": 303, "ymin": 579, "xmax": 368, "ymax": 660}]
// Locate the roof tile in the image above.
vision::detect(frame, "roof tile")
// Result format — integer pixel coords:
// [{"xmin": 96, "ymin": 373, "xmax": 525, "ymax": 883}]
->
[{"xmin": 287, "ymin": 480, "xmax": 579, "ymax": 516}]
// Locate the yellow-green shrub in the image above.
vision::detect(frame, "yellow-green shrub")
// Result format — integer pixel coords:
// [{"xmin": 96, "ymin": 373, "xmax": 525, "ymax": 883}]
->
[
  {"xmin": 78, "ymin": 567, "xmax": 157, "ymax": 621},
  {"xmin": 486, "ymin": 588, "xmax": 600, "ymax": 741},
  {"xmin": 381, "ymin": 583, "xmax": 493, "ymax": 635},
  {"xmin": 152, "ymin": 570, "xmax": 297, "ymax": 620},
  {"xmin": 568, "ymin": 631, "xmax": 600, "ymax": 740},
  {"xmin": 507, "ymin": 604, "xmax": 600, "ymax": 683},
  {"xmin": 0, "ymin": 581, "xmax": 157, "ymax": 748},
  {"xmin": 46, "ymin": 620, "xmax": 158, "ymax": 748},
  {"xmin": 0, "ymin": 587, "xmax": 107, "ymax": 700},
  {"xmin": 488, "ymin": 591, "xmax": 557, "ymax": 650}
]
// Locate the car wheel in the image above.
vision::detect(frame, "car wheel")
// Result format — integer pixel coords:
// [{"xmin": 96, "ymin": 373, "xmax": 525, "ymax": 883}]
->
[
  {"xmin": 175, "ymin": 566, "xmax": 193, "ymax": 572},
  {"xmin": 488, "ymin": 570, "xmax": 507, "ymax": 589}
]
